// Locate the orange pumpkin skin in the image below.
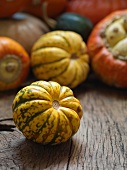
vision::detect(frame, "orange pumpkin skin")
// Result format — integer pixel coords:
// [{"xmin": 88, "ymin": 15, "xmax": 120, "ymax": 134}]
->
[
  {"xmin": 0, "ymin": 0, "xmax": 31, "ymax": 18},
  {"xmin": 0, "ymin": 37, "xmax": 30, "ymax": 91},
  {"xmin": 24, "ymin": 0, "xmax": 67, "ymax": 18},
  {"xmin": 66, "ymin": 0, "xmax": 127, "ymax": 24},
  {"xmin": 87, "ymin": 10, "xmax": 127, "ymax": 88}
]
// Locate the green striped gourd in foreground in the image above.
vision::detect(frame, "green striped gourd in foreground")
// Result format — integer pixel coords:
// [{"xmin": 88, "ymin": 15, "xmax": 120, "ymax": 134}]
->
[
  {"xmin": 31, "ymin": 30, "xmax": 90, "ymax": 89},
  {"xmin": 12, "ymin": 80, "xmax": 83, "ymax": 145}
]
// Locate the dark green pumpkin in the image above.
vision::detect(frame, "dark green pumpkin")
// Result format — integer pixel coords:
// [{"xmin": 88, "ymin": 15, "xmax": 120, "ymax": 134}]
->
[
  {"xmin": 54, "ymin": 12, "xmax": 93, "ymax": 42},
  {"xmin": 42, "ymin": 3, "xmax": 93, "ymax": 42}
]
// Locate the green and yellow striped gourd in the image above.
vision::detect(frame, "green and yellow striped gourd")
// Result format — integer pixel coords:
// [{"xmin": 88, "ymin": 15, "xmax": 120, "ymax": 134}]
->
[
  {"xmin": 12, "ymin": 80, "xmax": 83, "ymax": 145},
  {"xmin": 31, "ymin": 30, "xmax": 90, "ymax": 88}
]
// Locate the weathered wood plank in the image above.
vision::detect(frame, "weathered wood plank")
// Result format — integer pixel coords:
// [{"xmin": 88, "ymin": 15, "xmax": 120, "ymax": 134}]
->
[
  {"xmin": 0, "ymin": 131, "xmax": 72, "ymax": 170},
  {"xmin": 0, "ymin": 78, "xmax": 127, "ymax": 170},
  {"xmin": 70, "ymin": 81, "xmax": 127, "ymax": 170}
]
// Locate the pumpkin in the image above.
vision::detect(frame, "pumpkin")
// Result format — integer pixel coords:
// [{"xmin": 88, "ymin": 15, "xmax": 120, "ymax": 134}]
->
[
  {"xmin": 12, "ymin": 80, "xmax": 83, "ymax": 145},
  {"xmin": 0, "ymin": 37, "xmax": 30, "ymax": 91},
  {"xmin": 87, "ymin": 10, "xmax": 127, "ymax": 88},
  {"xmin": 43, "ymin": 12, "xmax": 93, "ymax": 42},
  {"xmin": 66, "ymin": 0, "xmax": 127, "ymax": 24},
  {"xmin": 31, "ymin": 30, "xmax": 90, "ymax": 88},
  {"xmin": 0, "ymin": 12, "xmax": 50, "ymax": 54},
  {"xmin": 24, "ymin": 0, "xmax": 67, "ymax": 18},
  {"xmin": 0, "ymin": 0, "xmax": 31, "ymax": 18}
]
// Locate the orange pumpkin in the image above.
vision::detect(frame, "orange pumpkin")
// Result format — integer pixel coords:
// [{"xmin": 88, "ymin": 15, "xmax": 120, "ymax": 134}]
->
[
  {"xmin": 0, "ymin": 37, "xmax": 30, "ymax": 91},
  {"xmin": 66, "ymin": 0, "xmax": 127, "ymax": 24},
  {"xmin": 24, "ymin": 0, "xmax": 67, "ymax": 18},
  {"xmin": 0, "ymin": 0, "xmax": 31, "ymax": 18},
  {"xmin": 87, "ymin": 10, "xmax": 127, "ymax": 88}
]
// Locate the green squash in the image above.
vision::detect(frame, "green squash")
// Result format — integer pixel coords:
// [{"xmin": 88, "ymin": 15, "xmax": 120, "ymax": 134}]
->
[
  {"xmin": 43, "ymin": 11, "xmax": 93, "ymax": 42},
  {"xmin": 54, "ymin": 12, "xmax": 93, "ymax": 42}
]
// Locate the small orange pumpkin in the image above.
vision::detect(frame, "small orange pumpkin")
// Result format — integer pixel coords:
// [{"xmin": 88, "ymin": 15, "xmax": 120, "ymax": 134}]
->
[
  {"xmin": 24, "ymin": 0, "xmax": 67, "ymax": 18},
  {"xmin": 87, "ymin": 10, "xmax": 127, "ymax": 88},
  {"xmin": 0, "ymin": 37, "xmax": 30, "ymax": 91},
  {"xmin": 0, "ymin": 0, "xmax": 31, "ymax": 18}
]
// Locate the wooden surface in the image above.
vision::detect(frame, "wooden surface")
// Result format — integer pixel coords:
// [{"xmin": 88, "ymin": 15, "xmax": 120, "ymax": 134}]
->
[{"xmin": 0, "ymin": 76, "xmax": 127, "ymax": 170}]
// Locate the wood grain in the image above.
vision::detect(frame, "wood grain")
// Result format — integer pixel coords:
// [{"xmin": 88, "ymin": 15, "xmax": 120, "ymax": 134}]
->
[{"xmin": 0, "ymin": 77, "xmax": 127, "ymax": 170}]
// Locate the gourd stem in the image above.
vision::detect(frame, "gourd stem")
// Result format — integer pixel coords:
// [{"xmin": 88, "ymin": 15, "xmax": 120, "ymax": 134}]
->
[
  {"xmin": 32, "ymin": 0, "xmax": 41, "ymax": 5},
  {"xmin": 52, "ymin": 100, "xmax": 59, "ymax": 110},
  {"xmin": 6, "ymin": 62, "xmax": 16, "ymax": 72},
  {"xmin": 42, "ymin": 2, "xmax": 57, "ymax": 29}
]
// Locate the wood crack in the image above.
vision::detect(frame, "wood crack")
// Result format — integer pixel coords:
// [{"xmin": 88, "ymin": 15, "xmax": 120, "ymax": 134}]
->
[{"xmin": 66, "ymin": 139, "xmax": 73, "ymax": 170}]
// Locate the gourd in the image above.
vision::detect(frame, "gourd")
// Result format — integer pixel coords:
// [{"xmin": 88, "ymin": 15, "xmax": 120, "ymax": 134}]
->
[
  {"xmin": 12, "ymin": 80, "xmax": 83, "ymax": 145},
  {"xmin": 31, "ymin": 30, "xmax": 90, "ymax": 88},
  {"xmin": 54, "ymin": 13, "xmax": 93, "ymax": 42},
  {"xmin": 24, "ymin": 0, "xmax": 67, "ymax": 18},
  {"xmin": 0, "ymin": 37, "xmax": 30, "ymax": 91},
  {"xmin": 0, "ymin": 12, "xmax": 50, "ymax": 54},
  {"xmin": 87, "ymin": 10, "xmax": 127, "ymax": 88},
  {"xmin": 0, "ymin": 0, "xmax": 31, "ymax": 18},
  {"xmin": 43, "ymin": 11, "xmax": 93, "ymax": 42},
  {"xmin": 66, "ymin": 0, "xmax": 127, "ymax": 24}
]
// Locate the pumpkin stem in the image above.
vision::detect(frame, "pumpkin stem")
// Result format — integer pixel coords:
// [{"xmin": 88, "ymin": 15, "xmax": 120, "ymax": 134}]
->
[
  {"xmin": 6, "ymin": 62, "xmax": 17, "ymax": 72},
  {"xmin": 0, "ymin": 54, "xmax": 22, "ymax": 83},
  {"xmin": 41, "ymin": 2, "xmax": 57, "ymax": 29},
  {"xmin": 32, "ymin": 0, "xmax": 41, "ymax": 5},
  {"xmin": 71, "ymin": 52, "xmax": 78, "ymax": 59},
  {"xmin": 52, "ymin": 100, "xmax": 59, "ymax": 110}
]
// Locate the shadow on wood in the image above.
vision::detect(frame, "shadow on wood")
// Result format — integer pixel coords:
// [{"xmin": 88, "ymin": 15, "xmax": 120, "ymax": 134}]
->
[{"xmin": 0, "ymin": 129, "xmax": 81, "ymax": 170}]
